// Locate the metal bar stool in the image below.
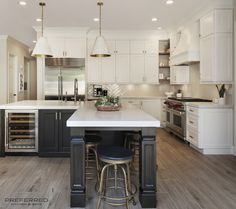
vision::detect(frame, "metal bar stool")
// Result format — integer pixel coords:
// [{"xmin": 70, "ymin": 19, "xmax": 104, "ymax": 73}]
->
[
  {"xmin": 85, "ymin": 134, "xmax": 101, "ymax": 182},
  {"xmin": 96, "ymin": 146, "xmax": 136, "ymax": 209},
  {"xmin": 124, "ymin": 131, "xmax": 141, "ymax": 172}
]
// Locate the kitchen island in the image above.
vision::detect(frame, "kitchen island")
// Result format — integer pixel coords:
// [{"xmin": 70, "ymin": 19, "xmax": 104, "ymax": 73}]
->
[
  {"xmin": 0, "ymin": 100, "xmax": 80, "ymax": 157},
  {"xmin": 67, "ymin": 102, "xmax": 160, "ymax": 208}
]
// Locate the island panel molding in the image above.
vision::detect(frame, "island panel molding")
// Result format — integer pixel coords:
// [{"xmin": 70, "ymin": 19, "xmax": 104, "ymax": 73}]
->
[{"xmin": 67, "ymin": 102, "xmax": 160, "ymax": 208}]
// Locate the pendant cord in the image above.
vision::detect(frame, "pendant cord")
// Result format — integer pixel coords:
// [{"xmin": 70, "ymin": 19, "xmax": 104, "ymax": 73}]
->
[
  {"xmin": 41, "ymin": 4, "xmax": 44, "ymax": 37},
  {"xmin": 99, "ymin": 3, "xmax": 102, "ymax": 36}
]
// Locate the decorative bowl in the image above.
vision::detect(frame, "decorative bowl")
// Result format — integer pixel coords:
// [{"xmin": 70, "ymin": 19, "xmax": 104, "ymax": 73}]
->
[{"xmin": 96, "ymin": 105, "xmax": 120, "ymax": 111}]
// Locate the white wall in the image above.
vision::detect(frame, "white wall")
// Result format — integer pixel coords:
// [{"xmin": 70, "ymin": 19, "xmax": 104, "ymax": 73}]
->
[
  {"xmin": 0, "ymin": 36, "xmax": 31, "ymax": 104},
  {"xmin": 0, "ymin": 37, "xmax": 8, "ymax": 105}
]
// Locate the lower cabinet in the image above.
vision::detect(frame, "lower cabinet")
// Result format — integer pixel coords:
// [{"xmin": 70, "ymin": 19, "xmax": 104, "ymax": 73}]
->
[
  {"xmin": 39, "ymin": 109, "xmax": 75, "ymax": 156},
  {"xmin": 186, "ymin": 105, "xmax": 233, "ymax": 154}
]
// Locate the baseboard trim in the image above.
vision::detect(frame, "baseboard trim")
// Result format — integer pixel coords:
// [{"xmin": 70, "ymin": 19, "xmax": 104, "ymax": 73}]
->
[
  {"xmin": 190, "ymin": 144, "xmax": 234, "ymax": 155},
  {"xmin": 233, "ymin": 147, "xmax": 236, "ymax": 156}
]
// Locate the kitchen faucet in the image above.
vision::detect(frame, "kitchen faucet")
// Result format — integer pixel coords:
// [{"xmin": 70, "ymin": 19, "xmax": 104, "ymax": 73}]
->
[{"xmin": 74, "ymin": 78, "xmax": 78, "ymax": 103}]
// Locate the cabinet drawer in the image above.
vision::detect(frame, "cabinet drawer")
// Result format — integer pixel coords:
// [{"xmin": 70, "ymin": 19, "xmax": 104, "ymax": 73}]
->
[
  {"xmin": 187, "ymin": 106, "xmax": 198, "ymax": 115},
  {"xmin": 186, "ymin": 127, "xmax": 199, "ymax": 147},
  {"xmin": 187, "ymin": 114, "xmax": 198, "ymax": 129}
]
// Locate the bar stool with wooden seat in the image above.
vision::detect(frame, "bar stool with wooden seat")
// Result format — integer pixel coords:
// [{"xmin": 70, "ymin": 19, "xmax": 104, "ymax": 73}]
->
[
  {"xmin": 84, "ymin": 134, "xmax": 102, "ymax": 182},
  {"xmin": 96, "ymin": 146, "xmax": 136, "ymax": 209}
]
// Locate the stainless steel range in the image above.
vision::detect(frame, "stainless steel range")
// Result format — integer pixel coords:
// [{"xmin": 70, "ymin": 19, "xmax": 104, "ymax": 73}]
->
[{"xmin": 164, "ymin": 97, "xmax": 211, "ymax": 140}]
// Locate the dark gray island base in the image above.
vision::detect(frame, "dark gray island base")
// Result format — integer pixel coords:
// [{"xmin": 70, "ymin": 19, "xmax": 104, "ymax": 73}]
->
[{"xmin": 70, "ymin": 127, "xmax": 157, "ymax": 208}]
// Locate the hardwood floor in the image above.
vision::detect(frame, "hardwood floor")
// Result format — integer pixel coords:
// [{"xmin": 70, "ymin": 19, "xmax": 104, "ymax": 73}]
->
[{"xmin": 0, "ymin": 129, "xmax": 235, "ymax": 209}]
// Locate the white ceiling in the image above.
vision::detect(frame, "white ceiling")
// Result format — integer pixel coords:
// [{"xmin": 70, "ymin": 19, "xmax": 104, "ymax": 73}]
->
[{"xmin": 0, "ymin": 0, "xmax": 215, "ymax": 47}]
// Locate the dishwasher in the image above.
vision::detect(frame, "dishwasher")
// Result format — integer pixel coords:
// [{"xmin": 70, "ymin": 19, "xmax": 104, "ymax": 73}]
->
[{"xmin": 5, "ymin": 110, "xmax": 38, "ymax": 152}]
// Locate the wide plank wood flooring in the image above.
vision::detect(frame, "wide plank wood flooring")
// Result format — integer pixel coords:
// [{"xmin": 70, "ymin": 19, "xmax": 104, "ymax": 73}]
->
[{"xmin": 0, "ymin": 129, "xmax": 236, "ymax": 209}]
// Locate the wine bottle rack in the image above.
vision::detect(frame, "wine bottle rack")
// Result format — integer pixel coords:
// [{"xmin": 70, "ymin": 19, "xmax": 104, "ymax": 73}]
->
[{"xmin": 5, "ymin": 110, "xmax": 38, "ymax": 152}]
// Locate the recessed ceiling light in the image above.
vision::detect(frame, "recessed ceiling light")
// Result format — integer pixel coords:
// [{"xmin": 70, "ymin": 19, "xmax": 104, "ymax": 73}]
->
[
  {"xmin": 93, "ymin": 18, "xmax": 99, "ymax": 22},
  {"xmin": 36, "ymin": 18, "xmax": 42, "ymax": 22},
  {"xmin": 158, "ymin": 27, "xmax": 163, "ymax": 30},
  {"xmin": 166, "ymin": 0, "xmax": 174, "ymax": 5},
  {"xmin": 152, "ymin": 18, "xmax": 158, "ymax": 22},
  {"xmin": 33, "ymin": 40, "xmax": 37, "ymax": 43},
  {"xmin": 18, "ymin": 1, "xmax": 27, "ymax": 6}
]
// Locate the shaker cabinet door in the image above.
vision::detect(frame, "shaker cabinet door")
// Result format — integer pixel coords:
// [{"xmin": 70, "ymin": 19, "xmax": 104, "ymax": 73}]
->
[
  {"xmin": 145, "ymin": 55, "xmax": 159, "ymax": 84},
  {"xmin": 116, "ymin": 54, "xmax": 130, "ymax": 83},
  {"xmin": 130, "ymin": 54, "xmax": 145, "ymax": 83},
  {"xmin": 59, "ymin": 110, "xmax": 75, "ymax": 153},
  {"xmin": 39, "ymin": 110, "xmax": 59, "ymax": 153}
]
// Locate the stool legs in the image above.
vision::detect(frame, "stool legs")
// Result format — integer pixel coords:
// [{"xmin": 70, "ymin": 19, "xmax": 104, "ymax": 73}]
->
[
  {"xmin": 85, "ymin": 145, "xmax": 100, "ymax": 182},
  {"xmin": 96, "ymin": 164, "xmax": 111, "ymax": 209},
  {"xmin": 96, "ymin": 163, "xmax": 134, "ymax": 209}
]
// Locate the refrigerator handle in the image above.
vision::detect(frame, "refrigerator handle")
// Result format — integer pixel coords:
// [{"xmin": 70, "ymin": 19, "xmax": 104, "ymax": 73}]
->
[
  {"xmin": 58, "ymin": 75, "xmax": 61, "ymax": 101},
  {"xmin": 61, "ymin": 76, "xmax": 63, "ymax": 100}
]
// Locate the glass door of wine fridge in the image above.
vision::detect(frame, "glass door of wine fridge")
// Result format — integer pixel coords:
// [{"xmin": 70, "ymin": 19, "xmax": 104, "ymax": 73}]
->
[{"xmin": 5, "ymin": 110, "xmax": 38, "ymax": 152}]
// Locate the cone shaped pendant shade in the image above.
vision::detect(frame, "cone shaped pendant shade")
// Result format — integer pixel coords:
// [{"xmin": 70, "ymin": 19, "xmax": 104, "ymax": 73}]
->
[
  {"xmin": 32, "ymin": 2, "xmax": 53, "ymax": 58},
  {"xmin": 91, "ymin": 2, "xmax": 110, "ymax": 57}
]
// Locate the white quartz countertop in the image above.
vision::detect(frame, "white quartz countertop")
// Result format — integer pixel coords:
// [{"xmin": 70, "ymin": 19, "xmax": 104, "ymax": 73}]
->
[
  {"xmin": 0, "ymin": 100, "xmax": 80, "ymax": 110},
  {"xmin": 67, "ymin": 102, "xmax": 161, "ymax": 128},
  {"xmin": 186, "ymin": 102, "xmax": 233, "ymax": 108}
]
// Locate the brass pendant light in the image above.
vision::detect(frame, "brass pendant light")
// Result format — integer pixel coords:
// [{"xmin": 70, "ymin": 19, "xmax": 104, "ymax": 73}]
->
[
  {"xmin": 90, "ymin": 2, "xmax": 111, "ymax": 57},
  {"xmin": 32, "ymin": 2, "xmax": 53, "ymax": 58}
]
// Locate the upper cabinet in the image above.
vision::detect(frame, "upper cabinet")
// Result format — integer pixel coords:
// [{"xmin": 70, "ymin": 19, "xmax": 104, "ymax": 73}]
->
[
  {"xmin": 130, "ymin": 40, "xmax": 159, "ymax": 54},
  {"xmin": 170, "ymin": 66, "xmax": 190, "ymax": 85},
  {"xmin": 47, "ymin": 37, "xmax": 86, "ymax": 58},
  {"xmin": 200, "ymin": 9, "xmax": 233, "ymax": 84},
  {"xmin": 200, "ymin": 9, "xmax": 233, "ymax": 38},
  {"xmin": 130, "ymin": 40, "xmax": 159, "ymax": 84},
  {"xmin": 87, "ymin": 40, "xmax": 130, "ymax": 84},
  {"xmin": 87, "ymin": 39, "xmax": 159, "ymax": 84}
]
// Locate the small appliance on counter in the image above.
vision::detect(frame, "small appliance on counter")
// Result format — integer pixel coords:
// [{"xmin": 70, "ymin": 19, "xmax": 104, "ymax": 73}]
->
[{"xmin": 93, "ymin": 85, "xmax": 103, "ymax": 97}]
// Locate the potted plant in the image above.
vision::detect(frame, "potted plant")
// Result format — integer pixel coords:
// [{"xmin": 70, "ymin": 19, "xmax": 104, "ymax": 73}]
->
[{"xmin": 216, "ymin": 84, "xmax": 226, "ymax": 104}]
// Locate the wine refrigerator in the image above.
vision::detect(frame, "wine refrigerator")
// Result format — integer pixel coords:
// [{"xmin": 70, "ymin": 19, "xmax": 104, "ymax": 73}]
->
[{"xmin": 5, "ymin": 110, "xmax": 38, "ymax": 152}]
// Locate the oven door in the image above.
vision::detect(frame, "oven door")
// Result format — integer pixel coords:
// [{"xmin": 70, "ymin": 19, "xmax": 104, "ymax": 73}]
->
[{"xmin": 171, "ymin": 109, "xmax": 186, "ymax": 137}]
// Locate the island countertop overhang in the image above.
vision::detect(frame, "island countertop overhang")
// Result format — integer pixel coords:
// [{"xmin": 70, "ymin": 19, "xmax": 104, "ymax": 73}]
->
[{"xmin": 67, "ymin": 102, "xmax": 160, "ymax": 128}]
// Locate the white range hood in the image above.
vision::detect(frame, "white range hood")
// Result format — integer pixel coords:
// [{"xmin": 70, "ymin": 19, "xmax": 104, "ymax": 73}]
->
[{"xmin": 170, "ymin": 22, "xmax": 200, "ymax": 66}]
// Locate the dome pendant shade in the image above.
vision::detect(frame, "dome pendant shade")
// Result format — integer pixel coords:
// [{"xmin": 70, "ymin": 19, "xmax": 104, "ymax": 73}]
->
[
  {"xmin": 32, "ymin": 37, "xmax": 53, "ymax": 58},
  {"xmin": 91, "ymin": 35, "xmax": 111, "ymax": 57},
  {"xmin": 32, "ymin": 2, "xmax": 53, "ymax": 58},
  {"xmin": 90, "ymin": 2, "xmax": 110, "ymax": 57}
]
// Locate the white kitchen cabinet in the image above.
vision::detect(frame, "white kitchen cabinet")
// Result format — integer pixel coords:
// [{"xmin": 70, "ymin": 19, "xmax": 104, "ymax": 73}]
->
[
  {"xmin": 64, "ymin": 38, "xmax": 86, "ymax": 58},
  {"xmin": 47, "ymin": 37, "xmax": 86, "ymax": 58},
  {"xmin": 130, "ymin": 54, "xmax": 159, "ymax": 84},
  {"xmin": 115, "ymin": 40, "xmax": 130, "ymax": 54},
  {"xmin": 170, "ymin": 66, "xmax": 189, "ymax": 84},
  {"xmin": 144, "ymin": 55, "xmax": 159, "ymax": 84},
  {"xmin": 200, "ymin": 9, "xmax": 233, "ymax": 38},
  {"xmin": 87, "ymin": 39, "xmax": 159, "ymax": 84},
  {"xmin": 101, "ymin": 56, "xmax": 116, "ymax": 83},
  {"xmin": 200, "ymin": 34, "xmax": 233, "ymax": 84},
  {"xmin": 87, "ymin": 57, "xmax": 102, "ymax": 83},
  {"xmin": 116, "ymin": 54, "xmax": 130, "ymax": 83},
  {"xmin": 130, "ymin": 40, "xmax": 158, "ymax": 54},
  {"xmin": 47, "ymin": 37, "xmax": 64, "ymax": 57},
  {"xmin": 186, "ymin": 105, "xmax": 233, "ymax": 154},
  {"xmin": 87, "ymin": 40, "xmax": 130, "ymax": 84},
  {"xmin": 200, "ymin": 9, "xmax": 233, "ymax": 84},
  {"xmin": 130, "ymin": 54, "xmax": 145, "ymax": 83}
]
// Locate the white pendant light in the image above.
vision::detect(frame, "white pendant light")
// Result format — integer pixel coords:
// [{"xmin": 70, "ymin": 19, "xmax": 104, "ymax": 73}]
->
[
  {"xmin": 32, "ymin": 2, "xmax": 53, "ymax": 58},
  {"xmin": 91, "ymin": 2, "xmax": 111, "ymax": 57}
]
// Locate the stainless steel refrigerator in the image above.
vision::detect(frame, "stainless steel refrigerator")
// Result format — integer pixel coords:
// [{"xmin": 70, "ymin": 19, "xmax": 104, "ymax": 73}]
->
[{"xmin": 44, "ymin": 58, "xmax": 86, "ymax": 101}]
